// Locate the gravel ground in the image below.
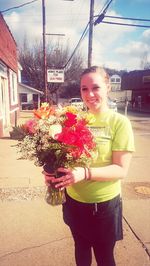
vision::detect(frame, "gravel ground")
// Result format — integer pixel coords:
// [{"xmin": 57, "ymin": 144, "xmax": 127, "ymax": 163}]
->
[{"xmin": 0, "ymin": 186, "xmax": 47, "ymax": 201}]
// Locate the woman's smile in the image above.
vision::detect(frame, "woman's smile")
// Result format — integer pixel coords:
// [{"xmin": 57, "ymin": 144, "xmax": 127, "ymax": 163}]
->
[
  {"xmin": 80, "ymin": 72, "xmax": 110, "ymax": 113},
  {"xmin": 87, "ymin": 98, "xmax": 98, "ymax": 104}
]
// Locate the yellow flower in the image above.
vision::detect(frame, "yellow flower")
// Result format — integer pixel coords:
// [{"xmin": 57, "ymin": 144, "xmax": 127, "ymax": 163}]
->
[
  {"xmin": 41, "ymin": 102, "xmax": 50, "ymax": 108},
  {"xmin": 63, "ymin": 105, "xmax": 78, "ymax": 114}
]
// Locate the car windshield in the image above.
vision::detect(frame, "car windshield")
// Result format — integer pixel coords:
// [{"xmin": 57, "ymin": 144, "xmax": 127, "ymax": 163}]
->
[{"xmin": 71, "ymin": 99, "xmax": 82, "ymax": 102}]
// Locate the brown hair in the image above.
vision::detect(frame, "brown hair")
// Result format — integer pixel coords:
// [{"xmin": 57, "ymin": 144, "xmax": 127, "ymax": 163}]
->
[{"xmin": 80, "ymin": 66, "xmax": 110, "ymax": 85}]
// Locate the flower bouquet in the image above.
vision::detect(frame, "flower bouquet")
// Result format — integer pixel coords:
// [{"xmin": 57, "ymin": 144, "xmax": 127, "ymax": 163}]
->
[{"xmin": 16, "ymin": 103, "xmax": 97, "ymax": 205}]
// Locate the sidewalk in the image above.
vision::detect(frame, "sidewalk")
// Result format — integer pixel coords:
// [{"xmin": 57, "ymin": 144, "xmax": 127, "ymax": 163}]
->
[{"xmin": 0, "ymin": 138, "xmax": 149, "ymax": 266}]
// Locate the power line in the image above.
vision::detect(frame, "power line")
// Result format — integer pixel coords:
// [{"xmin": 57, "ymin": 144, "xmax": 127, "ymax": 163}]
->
[
  {"xmin": 94, "ymin": 0, "xmax": 113, "ymax": 25},
  {"xmin": 101, "ymin": 0, "xmax": 113, "ymax": 14},
  {"xmin": 104, "ymin": 15, "xmax": 150, "ymax": 22},
  {"xmin": 94, "ymin": 13, "xmax": 150, "ymax": 27},
  {"xmin": 63, "ymin": 22, "xmax": 89, "ymax": 69},
  {"xmin": 64, "ymin": 0, "xmax": 114, "ymax": 68},
  {"xmin": 97, "ymin": 0, "xmax": 113, "ymax": 16},
  {"xmin": 101, "ymin": 21, "xmax": 150, "ymax": 28},
  {"xmin": 0, "ymin": 0, "xmax": 38, "ymax": 13}
]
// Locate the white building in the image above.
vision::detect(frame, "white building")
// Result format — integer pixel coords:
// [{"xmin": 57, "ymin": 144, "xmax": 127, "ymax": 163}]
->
[
  {"xmin": 18, "ymin": 83, "xmax": 44, "ymax": 110},
  {"xmin": 17, "ymin": 63, "xmax": 43, "ymax": 110},
  {"xmin": 110, "ymin": 74, "xmax": 121, "ymax": 91}
]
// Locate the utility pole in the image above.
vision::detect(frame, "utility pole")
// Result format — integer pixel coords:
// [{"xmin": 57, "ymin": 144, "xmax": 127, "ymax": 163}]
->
[
  {"xmin": 88, "ymin": 0, "xmax": 94, "ymax": 68},
  {"xmin": 42, "ymin": 0, "xmax": 48, "ymax": 101},
  {"xmin": 42, "ymin": 0, "xmax": 74, "ymax": 102}
]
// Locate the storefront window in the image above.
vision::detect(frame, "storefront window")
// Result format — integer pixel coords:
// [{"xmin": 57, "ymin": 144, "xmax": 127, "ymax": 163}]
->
[{"xmin": 10, "ymin": 69, "xmax": 18, "ymax": 105}]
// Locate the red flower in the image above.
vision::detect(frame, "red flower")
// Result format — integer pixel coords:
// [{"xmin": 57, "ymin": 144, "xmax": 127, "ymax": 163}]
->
[
  {"xmin": 63, "ymin": 112, "xmax": 77, "ymax": 127},
  {"xmin": 56, "ymin": 119, "xmax": 96, "ymax": 159}
]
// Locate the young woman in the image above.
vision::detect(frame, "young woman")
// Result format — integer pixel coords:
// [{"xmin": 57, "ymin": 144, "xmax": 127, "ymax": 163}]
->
[{"xmin": 44, "ymin": 66, "xmax": 135, "ymax": 266}]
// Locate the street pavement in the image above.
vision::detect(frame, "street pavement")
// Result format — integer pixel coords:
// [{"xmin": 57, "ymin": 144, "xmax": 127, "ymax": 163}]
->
[{"xmin": 0, "ymin": 111, "xmax": 150, "ymax": 266}]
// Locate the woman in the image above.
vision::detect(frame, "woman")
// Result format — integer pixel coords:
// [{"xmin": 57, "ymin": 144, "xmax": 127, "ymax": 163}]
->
[{"xmin": 44, "ymin": 66, "xmax": 135, "ymax": 266}]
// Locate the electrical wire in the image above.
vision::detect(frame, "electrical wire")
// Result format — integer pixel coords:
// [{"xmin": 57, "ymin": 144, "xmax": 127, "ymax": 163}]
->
[
  {"xmin": 65, "ymin": 11, "xmax": 150, "ymax": 68},
  {"xmin": 63, "ymin": 22, "xmax": 89, "ymax": 69},
  {"xmin": 104, "ymin": 15, "xmax": 150, "ymax": 22},
  {"xmin": 97, "ymin": 0, "xmax": 113, "ymax": 16},
  {"xmin": 0, "ymin": 0, "xmax": 39, "ymax": 13},
  {"xmin": 101, "ymin": 0, "xmax": 113, "ymax": 14},
  {"xmin": 64, "ymin": 0, "xmax": 113, "ymax": 68},
  {"xmin": 101, "ymin": 21, "xmax": 150, "ymax": 28},
  {"xmin": 94, "ymin": 0, "xmax": 113, "ymax": 26}
]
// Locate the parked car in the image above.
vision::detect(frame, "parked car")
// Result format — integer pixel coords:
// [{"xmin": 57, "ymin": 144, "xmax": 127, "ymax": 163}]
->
[
  {"xmin": 69, "ymin": 98, "xmax": 85, "ymax": 110},
  {"xmin": 69, "ymin": 97, "xmax": 117, "ymax": 112},
  {"xmin": 108, "ymin": 98, "xmax": 117, "ymax": 112}
]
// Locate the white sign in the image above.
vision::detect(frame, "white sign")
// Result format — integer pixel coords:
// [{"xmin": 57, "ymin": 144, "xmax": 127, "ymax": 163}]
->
[{"xmin": 47, "ymin": 69, "xmax": 64, "ymax": 83}]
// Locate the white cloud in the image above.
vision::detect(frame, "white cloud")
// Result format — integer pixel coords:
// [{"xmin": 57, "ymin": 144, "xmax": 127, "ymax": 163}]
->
[
  {"xmin": 104, "ymin": 60, "xmax": 122, "ymax": 70},
  {"xmin": 2, "ymin": 0, "xmax": 150, "ymax": 71},
  {"xmin": 89, "ymin": 10, "xmax": 136, "ymax": 69},
  {"xmin": 116, "ymin": 41, "xmax": 149, "ymax": 57},
  {"xmin": 114, "ymin": 41, "xmax": 150, "ymax": 70},
  {"xmin": 4, "ymin": 11, "xmax": 20, "ymax": 30},
  {"xmin": 142, "ymin": 29, "xmax": 150, "ymax": 42}
]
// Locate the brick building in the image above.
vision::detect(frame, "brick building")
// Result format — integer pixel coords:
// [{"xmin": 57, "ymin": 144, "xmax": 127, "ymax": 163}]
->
[
  {"xmin": 0, "ymin": 13, "xmax": 19, "ymax": 137},
  {"xmin": 121, "ymin": 69, "xmax": 150, "ymax": 110}
]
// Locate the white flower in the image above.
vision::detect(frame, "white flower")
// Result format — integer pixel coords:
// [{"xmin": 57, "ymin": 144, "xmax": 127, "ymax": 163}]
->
[{"xmin": 49, "ymin": 124, "xmax": 62, "ymax": 138}]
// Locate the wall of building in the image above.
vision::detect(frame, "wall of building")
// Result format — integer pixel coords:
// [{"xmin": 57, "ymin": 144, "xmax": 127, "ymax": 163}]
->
[
  {"xmin": 0, "ymin": 14, "xmax": 17, "ymax": 72},
  {"xmin": 0, "ymin": 14, "xmax": 19, "ymax": 137},
  {"xmin": 121, "ymin": 69, "xmax": 150, "ymax": 91},
  {"xmin": 121, "ymin": 69, "xmax": 150, "ymax": 110}
]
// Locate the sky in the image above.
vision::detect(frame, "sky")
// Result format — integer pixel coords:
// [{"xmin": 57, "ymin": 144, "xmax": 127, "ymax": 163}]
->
[{"xmin": 1, "ymin": 0, "xmax": 150, "ymax": 71}]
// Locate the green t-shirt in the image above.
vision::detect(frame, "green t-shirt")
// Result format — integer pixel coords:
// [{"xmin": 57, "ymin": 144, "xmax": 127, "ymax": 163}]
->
[{"xmin": 67, "ymin": 110, "xmax": 135, "ymax": 203}]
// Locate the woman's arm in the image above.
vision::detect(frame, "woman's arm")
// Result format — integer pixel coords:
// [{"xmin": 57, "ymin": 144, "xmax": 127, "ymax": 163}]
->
[
  {"xmin": 89, "ymin": 151, "xmax": 133, "ymax": 181},
  {"xmin": 50, "ymin": 151, "xmax": 133, "ymax": 190}
]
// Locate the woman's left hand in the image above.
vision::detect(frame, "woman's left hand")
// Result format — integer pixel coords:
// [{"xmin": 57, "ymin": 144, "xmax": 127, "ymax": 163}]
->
[{"xmin": 52, "ymin": 167, "xmax": 85, "ymax": 190}]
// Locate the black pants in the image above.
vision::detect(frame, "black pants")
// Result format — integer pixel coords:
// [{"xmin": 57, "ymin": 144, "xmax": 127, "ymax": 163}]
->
[
  {"xmin": 63, "ymin": 193, "xmax": 123, "ymax": 266},
  {"xmin": 71, "ymin": 227, "xmax": 116, "ymax": 266}
]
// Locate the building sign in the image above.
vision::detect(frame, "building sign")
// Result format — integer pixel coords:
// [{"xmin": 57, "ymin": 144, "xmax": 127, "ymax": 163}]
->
[{"xmin": 47, "ymin": 69, "xmax": 64, "ymax": 83}]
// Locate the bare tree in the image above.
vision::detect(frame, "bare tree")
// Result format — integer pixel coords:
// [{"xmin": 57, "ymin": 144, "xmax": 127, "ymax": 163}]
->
[
  {"xmin": 140, "ymin": 51, "xmax": 150, "ymax": 70},
  {"xmin": 18, "ymin": 37, "xmax": 84, "ymax": 102}
]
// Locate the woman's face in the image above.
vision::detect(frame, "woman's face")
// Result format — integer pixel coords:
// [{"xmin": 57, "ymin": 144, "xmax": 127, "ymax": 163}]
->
[{"xmin": 80, "ymin": 72, "xmax": 110, "ymax": 114}]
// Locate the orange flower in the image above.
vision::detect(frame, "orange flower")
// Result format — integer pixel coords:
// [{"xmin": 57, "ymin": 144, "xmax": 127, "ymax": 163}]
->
[{"xmin": 33, "ymin": 103, "xmax": 56, "ymax": 119}]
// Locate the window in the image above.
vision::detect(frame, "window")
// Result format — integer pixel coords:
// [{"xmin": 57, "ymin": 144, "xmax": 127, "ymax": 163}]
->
[
  {"xmin": 111, "ymin": 78, "xmax": 115, "ymax": 82},
  {"xmin": 20, "ymin": 93, "xmax": 27, "ymax": 102},
  {"xmin": 33, "ymin": 94, "xmax": 38, "ymax": 102},
  {"xmin": 116, "ymin": 78, "xmax": 121, "ymax": 83},
  {"xmin": 9, "ymin": 69, "xmax": 18, "ymax": 105},
  {"xmin": 143, "ymin": 76, "xmax": 150, "ymax": 84},
  {"xmin": 0, "ymin": 61, "xmax": 7, "ymax": 78}
]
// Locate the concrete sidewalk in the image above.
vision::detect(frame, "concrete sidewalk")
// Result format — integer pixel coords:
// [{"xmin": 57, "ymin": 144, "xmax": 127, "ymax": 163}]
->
[
  {"xmin": 0, "ymin": 199, "xmax": 149, "ymax": 266},
  {"xmin": 0, "ymin": 138, "xmax": 150, "ymax": 265}
]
